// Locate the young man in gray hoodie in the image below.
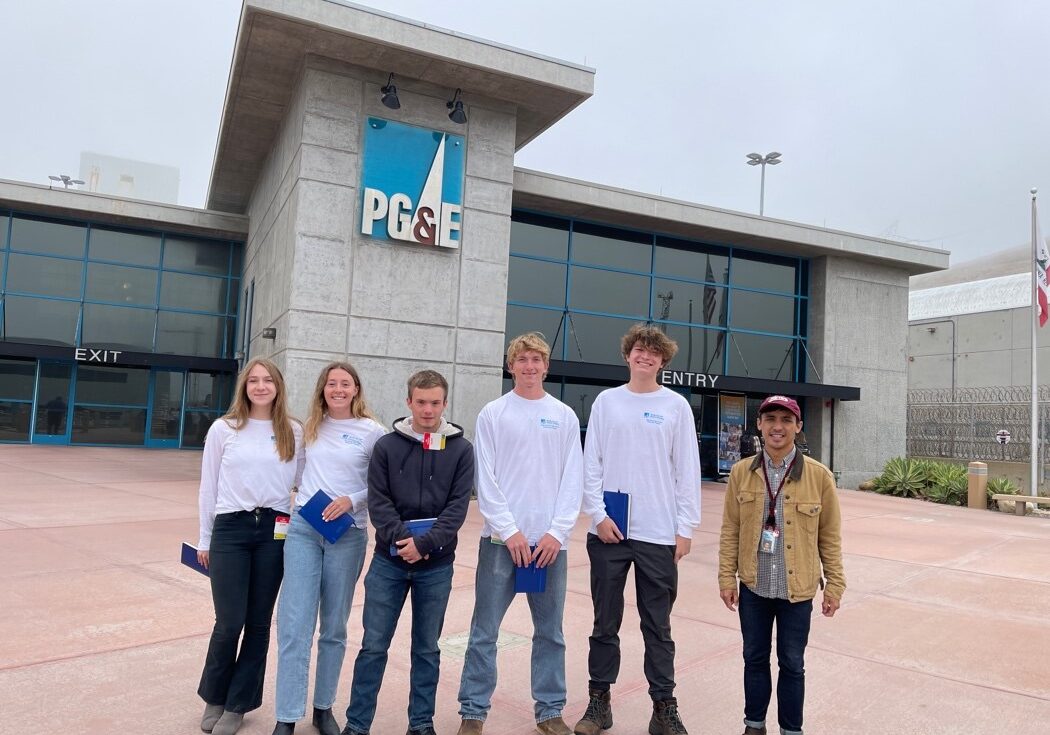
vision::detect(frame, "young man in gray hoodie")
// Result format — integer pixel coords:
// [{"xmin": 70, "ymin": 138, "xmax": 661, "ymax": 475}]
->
[{"xmin": 342, "ymin": 370, "xmax": 474, "ymax": 735}]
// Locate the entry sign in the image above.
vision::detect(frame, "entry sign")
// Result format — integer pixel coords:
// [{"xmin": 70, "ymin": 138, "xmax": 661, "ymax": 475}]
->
[
  {"xmin": 360, "ymin": 117, "xmax": 465, "ymax": 249},
  {"xmin": 996, "ymin": 430, "xmax": 1011, "ymax": 445}
]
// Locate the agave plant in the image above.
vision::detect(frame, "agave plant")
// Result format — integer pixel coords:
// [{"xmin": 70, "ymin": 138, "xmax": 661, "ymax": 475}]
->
[
  {"xmin": 876, "ymin": 457, "xmax": 926, "ymax": 498},
  {"xmin": 987, "ymin": 476, "xmax": 1018, "ymax": 509},
  {"xmin": 927, "ymin": 463, "xmax": 967, "ymax": 505}
]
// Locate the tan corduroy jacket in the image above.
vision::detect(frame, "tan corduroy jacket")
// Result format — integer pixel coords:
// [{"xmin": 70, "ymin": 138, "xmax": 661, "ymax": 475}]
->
[{"xmin": 718, "ymin": 452, "xmax": 846, "ymax": 603}]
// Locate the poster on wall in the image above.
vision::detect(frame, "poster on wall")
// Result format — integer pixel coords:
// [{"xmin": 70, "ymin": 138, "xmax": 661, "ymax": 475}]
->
[{"xmin": 718, "ymin": 393, "xmax": 746, "ymax": 473}]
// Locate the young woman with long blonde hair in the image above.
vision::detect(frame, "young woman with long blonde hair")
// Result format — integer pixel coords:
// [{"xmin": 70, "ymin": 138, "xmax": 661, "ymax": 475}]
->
[
  {"xmin": 196, "ymin": 358, "xmax": 304, "ymax": 735},
  {"xmin": 271, "ymin": 362, "xmax": 385, "ymax": 735}
]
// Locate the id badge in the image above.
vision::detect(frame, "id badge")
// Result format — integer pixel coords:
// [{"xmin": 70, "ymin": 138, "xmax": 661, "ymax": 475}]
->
[
  {"xmin": 759, "ymin": 526, "xmax": 779, "ymax": 554},
  {"xmin": 274, "ymin": 514, "xmax": 290, "ymax": 540}
]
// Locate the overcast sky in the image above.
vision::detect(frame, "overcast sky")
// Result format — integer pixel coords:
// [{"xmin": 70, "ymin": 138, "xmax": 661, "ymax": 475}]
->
[{"xmin": 2, "ymin": 0, "xmax": 1048, "ymax": 265}]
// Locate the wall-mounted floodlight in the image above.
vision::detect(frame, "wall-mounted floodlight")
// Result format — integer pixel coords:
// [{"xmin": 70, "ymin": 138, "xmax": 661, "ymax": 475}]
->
[
  {"xmin": 380, "ymin": 73, "xmax": 400, "ymax": 110},
  {"xmin": 447, "ymin": 88, "xmax": 467, "ymax": 124}
]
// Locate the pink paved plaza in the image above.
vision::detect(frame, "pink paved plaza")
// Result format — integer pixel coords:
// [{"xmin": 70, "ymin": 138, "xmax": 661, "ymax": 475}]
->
[{"xmin": 2, "ymin": 445, "xmax": 1048, "ymax": 734}]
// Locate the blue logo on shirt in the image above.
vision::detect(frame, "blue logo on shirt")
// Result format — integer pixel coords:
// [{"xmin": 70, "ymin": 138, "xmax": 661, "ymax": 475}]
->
[
  {"xmin": 539, "ymin": 418, "xmax": 561, "ymax": 430},
  {"xmin": 643, "ymin": 412, "xmax": 665, "ymax": 425},
  {"xmin": 342, "ymin": 433, "xmax": 364, "ymax": 447}
]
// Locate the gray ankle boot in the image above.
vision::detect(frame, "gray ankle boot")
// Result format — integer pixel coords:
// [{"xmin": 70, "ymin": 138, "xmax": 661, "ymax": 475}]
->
[
  {"xmin": 211, "ymin": 711, "xmax": 244, "ymax": 735},
  {"xmin": 201, "ymin": 704, "xmax": 224, "ymax": 733}
]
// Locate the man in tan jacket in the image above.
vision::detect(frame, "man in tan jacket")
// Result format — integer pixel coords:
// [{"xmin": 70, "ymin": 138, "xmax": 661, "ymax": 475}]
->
[{"xmin": 718, "ymin": 395, "xmax": 845, "ymax": 735}]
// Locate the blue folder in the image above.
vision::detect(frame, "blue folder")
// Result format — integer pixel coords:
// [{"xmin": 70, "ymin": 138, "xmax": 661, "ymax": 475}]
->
[
  {"xmin": 390, "ymin": 517, "xmax": 438, "ymax": 556},
  {"xmin": 514, "ymin": 554, "xmax": 548, "ymax": 594},
  {"xmin": 181, "ymin": 542, "xmax": 210, "ymax": 577},
  {"xmin": 300, "ymin": 489, "xmax": 355, "ymax": 544},
  {"xmin": 603, "ymin": 490, "xmax": 631, "ymax": 539}
]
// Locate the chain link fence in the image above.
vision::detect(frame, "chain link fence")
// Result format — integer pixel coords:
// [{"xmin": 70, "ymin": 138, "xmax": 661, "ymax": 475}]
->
[{"xmin": 907, "ymin": 386, "xmax": 1050, "ymax": 462}]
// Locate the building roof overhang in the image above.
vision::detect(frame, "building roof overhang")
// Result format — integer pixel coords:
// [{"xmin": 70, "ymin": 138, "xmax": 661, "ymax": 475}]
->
[{"xmin": 206, "ymin": 0, "xmax": 594, "ymax": 213}]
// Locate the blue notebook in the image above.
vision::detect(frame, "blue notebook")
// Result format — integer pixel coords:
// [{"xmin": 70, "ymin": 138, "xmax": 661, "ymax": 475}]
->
[
  {"xmin": 390, "ymin": 517, "xmax": 438, "ymax": 556},
  {"xmin": 181, "ymin": 542, "xmax": 210, "ymax": 577},
  {"xmin": 514, "ymin": 555, "xmax": 548, "ymax": 594},
  {"xmin": 299, "ymin": 489, "xmax": 355, "ymax": 544},
  {"xmin": 603, "ymin": 490, "xmax": 631, "ymax": 539}
]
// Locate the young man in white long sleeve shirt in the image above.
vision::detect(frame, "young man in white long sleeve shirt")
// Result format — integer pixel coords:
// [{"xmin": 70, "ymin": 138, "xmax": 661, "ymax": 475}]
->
[
  {"xmin": 574, "ymin": 324, "xmax": 702, "ymax": 735},
  {"xmin": 457, "ymin": 333, "xmax": 583, "ymax": 735}
]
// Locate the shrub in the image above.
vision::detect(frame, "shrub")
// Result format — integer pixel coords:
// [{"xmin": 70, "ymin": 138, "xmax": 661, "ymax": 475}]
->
[
  {"xmin": 927, "ymin": 463, "xmax": 967, "ymax": 505},
  {"xmin": 874, "ymin": 457, "xmax": 926, "ymax": 498},
  {"xmin": 987, "ymin": 477, "xmax": 1018, "ymax": 510}
]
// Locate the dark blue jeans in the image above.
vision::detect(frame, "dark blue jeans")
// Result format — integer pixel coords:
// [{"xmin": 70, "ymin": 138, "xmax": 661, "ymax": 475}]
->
[
  {"xmin": 345, "ymin": 553, "xmax": 454, "ymax": 732},
  {"xmin": 738, "ymin": 583, "xmax": 812, "ymax": 735},
  {"xmin": 198, "ymin": 509, "xmax": 285, "ymax": 713}
]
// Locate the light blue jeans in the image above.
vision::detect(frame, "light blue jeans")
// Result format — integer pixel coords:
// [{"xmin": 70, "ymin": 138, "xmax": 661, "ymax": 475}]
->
[
  {"xmin": 274, "ymin": 511, "xmax": 367, "ymax": 723},
  {"xmin": 458, "ymin": 538, "xmax": 568, "ymax": 723}
]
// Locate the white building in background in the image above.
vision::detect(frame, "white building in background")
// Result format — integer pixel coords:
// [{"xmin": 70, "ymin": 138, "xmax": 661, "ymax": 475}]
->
[{"xmin": 79, "ymin": 152, "xmax": 179, "ymax": 204}]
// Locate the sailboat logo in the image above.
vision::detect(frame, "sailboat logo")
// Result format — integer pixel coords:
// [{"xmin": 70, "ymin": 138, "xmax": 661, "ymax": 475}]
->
[{"xmin": 360, "ymin": 118, "xmax": 465, "ymax": 249}]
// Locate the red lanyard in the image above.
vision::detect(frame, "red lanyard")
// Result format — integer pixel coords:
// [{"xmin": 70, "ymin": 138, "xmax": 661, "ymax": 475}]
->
[{"xmin": 762, "ymin": 456, "xmax": 795, "ymax": 529}]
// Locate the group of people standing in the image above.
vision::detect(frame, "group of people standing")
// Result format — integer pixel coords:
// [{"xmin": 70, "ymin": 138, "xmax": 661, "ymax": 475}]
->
[{"xmin": 194, "ymin": 323, "xmax": 845, "ymax": 735}]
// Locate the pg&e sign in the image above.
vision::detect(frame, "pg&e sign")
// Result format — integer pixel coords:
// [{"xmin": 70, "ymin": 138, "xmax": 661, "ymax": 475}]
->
[{"xmin": 360, "ymin": 117, "xmax": 465, "ymax": 249}]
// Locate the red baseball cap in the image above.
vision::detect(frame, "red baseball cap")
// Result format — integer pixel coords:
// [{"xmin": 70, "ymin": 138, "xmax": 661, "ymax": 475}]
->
[{"xmin": 758, "ymin": 395, "xmax": 801, "ymax": 420}]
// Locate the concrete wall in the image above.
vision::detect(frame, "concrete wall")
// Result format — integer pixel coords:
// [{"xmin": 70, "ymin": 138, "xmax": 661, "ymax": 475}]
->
[
  {"xmin": 809, "ymin": 256, "xmax": 911, "ymax": 487},
  {"xmin": 241, "ymin": 57, "xmax": 515, "ymax": 432},
  {"xmin": 908, "ymin": 307, "xmax": 1050, "ymax": 391}
]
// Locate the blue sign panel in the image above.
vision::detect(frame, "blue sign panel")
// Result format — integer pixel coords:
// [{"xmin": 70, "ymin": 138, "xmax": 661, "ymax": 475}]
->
[{"xmin": 360, "ymin": 117, "xmax": 465, "ymax": 248}]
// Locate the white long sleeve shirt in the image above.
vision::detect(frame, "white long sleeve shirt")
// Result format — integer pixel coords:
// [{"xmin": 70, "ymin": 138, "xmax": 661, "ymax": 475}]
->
[
  {"xmin": 474, "ymin": 391, "xmax": 583, "ymax": 546},
  {"xmin": 197, "ymin": 418, "xmax": 305, "ymax": 550},
  {"xmin": 582, "ymin": 385, "xmax": 702, "ymax": 544},
  {"xmin": 298, "ymin": 416, "xmax": 386, "ymax": 528}
]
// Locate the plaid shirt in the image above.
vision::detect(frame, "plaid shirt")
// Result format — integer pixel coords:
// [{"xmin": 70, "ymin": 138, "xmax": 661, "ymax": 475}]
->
[{"xmin": 750, "ymin": 447, "xmax": 796, "ymax": 600}]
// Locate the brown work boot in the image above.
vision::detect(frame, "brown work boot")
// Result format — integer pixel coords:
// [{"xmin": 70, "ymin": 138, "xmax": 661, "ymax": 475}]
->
[
  {"xmin": 573, "ymin": 689, "xmax": 612, "ymax": 735},
  {"xmin": 742, "ymin": 726, "xmax": 767, "ymax": 735},
  {"xmin": 648, "ymin": 697, "xmax": 688, "ymax": 735},
  {"xmin": 456, "ymin": 720, "xmax": 484, "ymax": 735},
  {"xmin": 536, "ymin": 716, "xmax": 572, "ymax": 735}
]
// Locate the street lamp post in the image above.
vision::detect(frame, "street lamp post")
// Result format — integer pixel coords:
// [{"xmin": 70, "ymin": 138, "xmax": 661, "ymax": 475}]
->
[{"xmin": 746, "ymin": 152, "xmax": 782, "ymax": 215}]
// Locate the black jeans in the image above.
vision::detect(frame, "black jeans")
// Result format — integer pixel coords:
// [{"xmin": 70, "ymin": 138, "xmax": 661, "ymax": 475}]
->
[
  {"xmin": 198, "ymin": 508, "xmax": 285, "ymax": 713},
  {"xmin": 585, "ymin": 534, "xmax": 678, "ymax": 700},
  {"xmin": 738, "ymin": 583, "xmax": 812, "ymax": 734}
]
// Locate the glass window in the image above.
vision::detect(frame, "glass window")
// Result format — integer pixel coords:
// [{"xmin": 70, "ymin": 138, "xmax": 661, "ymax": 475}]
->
[
  {"xmin": 662, "ymin": 324, "xmax": 726, "ymax": 375},
  {"xmin": 163, "ymin": 237, "xmax": 230, "ymax": 275},
  {"xmin": 182, "ymin": 410, "xmax": 219, "ymax": 448},
  {"xmin": 10, "ymin": 217, "xmax": 85, "ymax": 258},
  {"xmin": 6, "ymin": 253, "xmax": 83, "ymax": 298},
  {"xmin": 160, "ymin": 272, "xmax": 227, "ymax": 312},
  {"xmin": 0, "ymin": 401, "xmax": 31, "ymax": 441},
  {"xmin": 75, "ymin": 365, "xmax": 149, "ymax": 405},
  {"xmin": 71, "ymin": 406, "xmax": 146, "ymax": 445},
  {"xmin": 150, "ymin": 371, "xmax": 184, "ymax": 441},
  {"xmin": 156, "ymin": 312, "xmax": 226, "ymax": 357},
  {"xmin": 2, "ymin": 296, "xmax": 79, "ymax": 345},
  {"xmin": 0, "ymin": 358, "xmax": 36, "ymax": 399},
  {"xmin": 731, "ymin": 254, "xmax": 797, "ymax": 294},
  {"xmin": 88, "ymin": 228, "xmax": 161, "ymax": 267},
  {"xmin": 231, "ymin": 245, "xmax": 243, "ymax": 277},
  {"xmin": 728, "ymin": 333, "xmax": 796, "ymax": 381},
  {"xmin": 561, "ymin": 382, "xmax": 608, "ymax": 428},
  {"xmin": 571, "ymin": 223, "xmax": 651, "ymax": 271},
  {"xmin": 729, "ymin": 291, "xmax": 796, "ymax": 334},
  {"xmin": 81, "ymin": 304, "xmax": 156, "ymax": 352},
  {"xmin": 652, "ymin": 279, "xmax": 727, "ymax": 326},
  {"xmin": 509, "ymin": 215, "xmax": 569, "ymax": 260},
  {"xmin": 504, "ymin": 306, "xmax": 564, "ymax": 360},
  {"xmin": 508, "ymin": 257, "xmax": 565, "ymax": 308},
  {"xmin": 569, "ymin": 266, "xmax": 649, "ymax": 318},
  {"xmin": 0, "ymin": 215, "xmax": 9, "ymax": 247},
  {"xmin": 186, "ymin": 371, "xmax": 233, "ymax": 411},
  {"xmin": 228, "ymin": 279, "xmax": 239, "ymax": 314},
  {"xmin": 654, "ymin": 238, "xmax": 729, "ymax": 284},
  {"xmin": 564, "ymin": 312, "xmax": 635, "ymax": 366},
  {"xmin": 85, "ymin": 263, "xmax": 157, "ymax": 306}
]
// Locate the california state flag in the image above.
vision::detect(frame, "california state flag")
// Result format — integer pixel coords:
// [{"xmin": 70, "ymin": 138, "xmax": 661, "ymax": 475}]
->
[{"xmin": 1038, "ymin": 211, "xmax": 1050, "ymax": 327}]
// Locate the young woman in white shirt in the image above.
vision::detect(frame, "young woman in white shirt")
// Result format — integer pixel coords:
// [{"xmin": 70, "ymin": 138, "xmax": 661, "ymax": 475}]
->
[
  {"xmin": 196, "ymin": 358, "xmax": 304, "ymax": 735},
  {"xmin": 272, "ymin": 362, "xmax": 385, "ymax": 735}
]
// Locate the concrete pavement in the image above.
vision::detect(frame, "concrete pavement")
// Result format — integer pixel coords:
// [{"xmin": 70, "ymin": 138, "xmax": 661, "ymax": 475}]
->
[{"xmin": 2, "ymin": 445, "xmax": 1048, "ymax": 734}]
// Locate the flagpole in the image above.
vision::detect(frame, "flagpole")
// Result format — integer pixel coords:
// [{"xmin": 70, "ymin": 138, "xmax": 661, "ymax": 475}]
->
[{"xmin": 1031, "ymin": 188, "xmax": 1039, "ymax": 498}]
